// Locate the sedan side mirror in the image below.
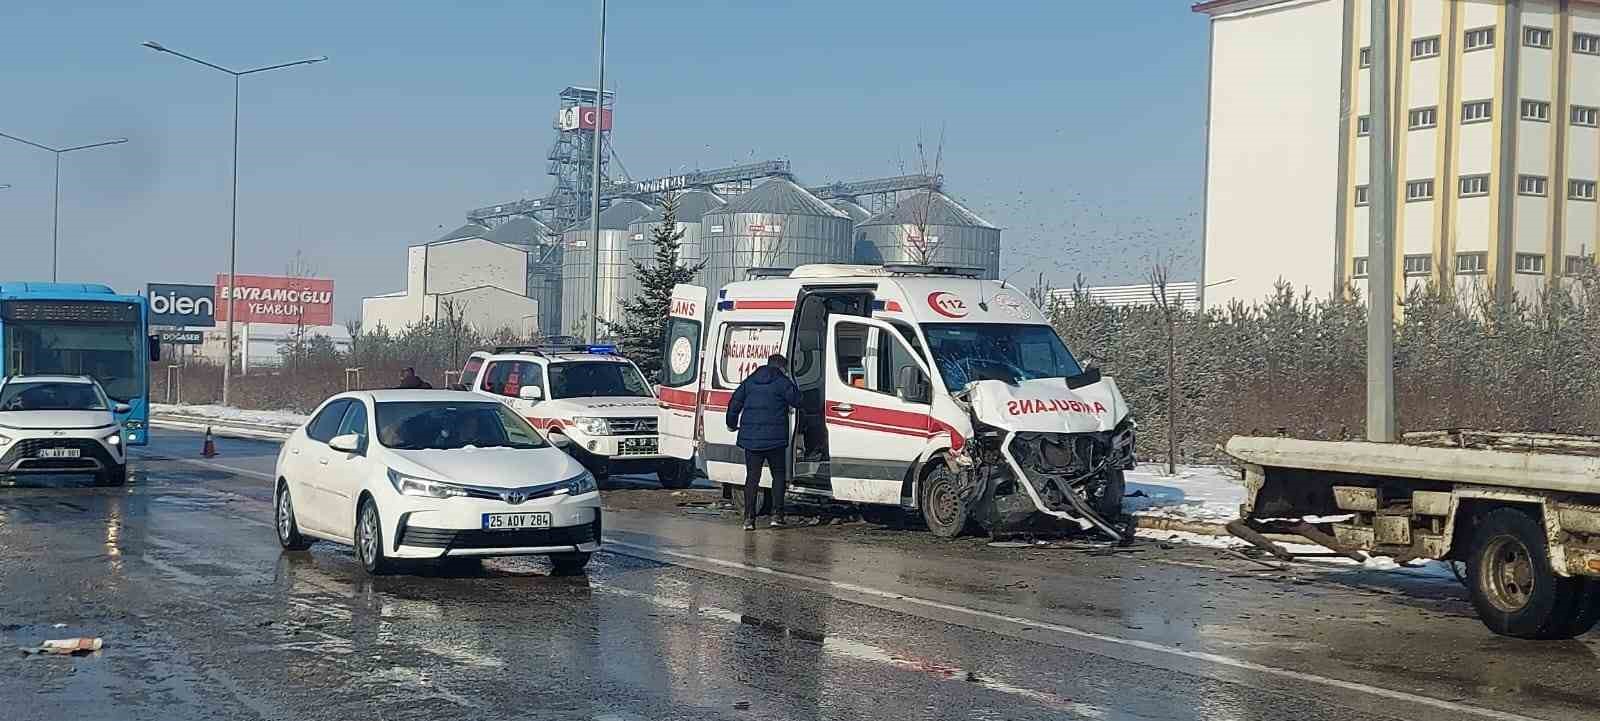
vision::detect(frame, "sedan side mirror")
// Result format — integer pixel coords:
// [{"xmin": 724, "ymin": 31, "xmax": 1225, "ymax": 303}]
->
[
  {"xmin": 518, "ymin": 385, "xmax": 544, "ymax": 401},
  {"xmin": 113, "ymin": 403, "xmax": 131, "ymax": 415},
  {"xmin": 329, "ymin": 433, "xmax": 363, "ymax": 454}
]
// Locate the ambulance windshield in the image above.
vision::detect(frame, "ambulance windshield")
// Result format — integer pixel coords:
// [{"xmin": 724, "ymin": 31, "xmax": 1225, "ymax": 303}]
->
[{"xmin": 921, "ymin": 323, "xmax": 1083, "ymax": 392}]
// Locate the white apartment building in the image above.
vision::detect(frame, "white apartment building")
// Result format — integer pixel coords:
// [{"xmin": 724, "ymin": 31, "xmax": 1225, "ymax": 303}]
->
[{"xmin": 1196, "ymin": 0, "xmax": 1600, "ymax": 308}]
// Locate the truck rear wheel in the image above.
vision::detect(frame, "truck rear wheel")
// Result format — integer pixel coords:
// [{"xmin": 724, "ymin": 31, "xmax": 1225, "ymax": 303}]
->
[{"xmin": 1467, "ymin": 507, "xmax": 1589, "ymax": 639}]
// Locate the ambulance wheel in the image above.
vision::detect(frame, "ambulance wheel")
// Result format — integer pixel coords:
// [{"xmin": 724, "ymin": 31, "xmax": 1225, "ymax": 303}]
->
[
  {"xmin": 729, "ymin": 483, "xmax": 770, "ymax": 517},
  {"xmin": 1094, "ymin": 468, "xmax": 1126, "ymax": 520},
  {"xmin": 657, "ymin": 460, "xmax": 694, "ymax": 489},
  {"xmin": 920, "ymin": 466, "xmax": 967, "ymax": 539}
]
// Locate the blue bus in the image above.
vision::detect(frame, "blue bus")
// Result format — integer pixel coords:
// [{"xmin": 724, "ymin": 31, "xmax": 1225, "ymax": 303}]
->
[{"xmin": 0, "ymin": 282, "xmax": 160, "ymax": 445}]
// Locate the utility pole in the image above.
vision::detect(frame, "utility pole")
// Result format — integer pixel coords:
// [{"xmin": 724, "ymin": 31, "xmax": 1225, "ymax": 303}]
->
[
  {"xmin": 1366, "ymin": 0, "xmax": 1398, "ymax": 442},
  {"xmin": 586, "ymin": 0, "xmax": 608, "ymax": 344}
]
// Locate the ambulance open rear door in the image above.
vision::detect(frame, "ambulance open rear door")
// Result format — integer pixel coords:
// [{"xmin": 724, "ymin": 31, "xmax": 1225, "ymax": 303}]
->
[{"xmin": 658, "ymin": 284, "xmax": 708, "ymax": 465}]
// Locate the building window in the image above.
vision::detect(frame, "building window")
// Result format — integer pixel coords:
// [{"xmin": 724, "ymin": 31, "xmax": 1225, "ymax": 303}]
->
[
  {"xmin": 1406, "ymin": 179, "xmax": 1435, "ymax": 202},
  {"xmin": 1359, "ymin": 46, "xmax": 1372, "ymax": 68},
  {"xmin": 1574, "ymin": 106, "xmax": 1600, "ymax": 128},
  {"xmin": 1403, "ymin": 254, "xmax": 1432, "ymax": 277},
  {"xmin": 1515, "ymin": 253, "xmax": 1546, "ymax": 275},
  {"xmin": 1576, "ymin": 32, "xmax": 1600, "ymax": 56},
  {"xmin": 1462, "ymin": 100, "xmax": 1493, "ymax": 124},
  {"xmin": 1354, "ymin": 185, "xmax": 1370, "ymax": 206},
  {"xmin": 1457, "ymin": 252, "xmax": 1488, "ymax": 275},
  {"xmin": 1572, "ymin": 180, "xmax": 1598, "ymax": 202},
  {"xmin": 1459, "ymin": 174, "xmax": 1491, "ymax": 197},
  {"xmin": 1566, "ymin": 255, "xmax": 1594, "ymax": 276},
  {"xmin": 1519, "ymin": 175, "xmax": 1549, "ymax": 196},
  {"xmin": 1357, "ymin": 115, "xmax": 1371, "ymax": 136},
  {"xmin": 1524, "ymin": 27, "xmax": 1553, "ymax": 49},
  {"xmin": 1412, "ymin": 36, "xmax": 1442, "ymax": 59},
  {"xmin": 1353, "ymin": 257, "xmax": 1370, "ymax": 278},
  {"xmin": 1464, "ymin": 27, "xmax": 1495, "ymax": 51},
  {"xmin": 1408, "ymin": 106, "xmax": 1438, "ymax": 130},
  {"xmin": 1520, "ymin": 99, "xmax": 1551, "ymax": 122}
]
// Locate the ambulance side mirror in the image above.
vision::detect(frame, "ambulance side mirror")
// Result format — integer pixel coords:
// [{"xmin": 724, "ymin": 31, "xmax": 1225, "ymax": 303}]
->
[
  {"xmin": 518, "ymin": 385, "xmax": 543, "ymax": 401},
  {"xmin": 896, "ymin": 366, "xmax": 931, "ymax": 405}
]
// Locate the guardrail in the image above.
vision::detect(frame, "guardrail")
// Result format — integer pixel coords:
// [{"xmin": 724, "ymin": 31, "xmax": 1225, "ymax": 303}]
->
[{"xmin": 151, "ymin": 412, "xmax": 296, "ymax": 441}]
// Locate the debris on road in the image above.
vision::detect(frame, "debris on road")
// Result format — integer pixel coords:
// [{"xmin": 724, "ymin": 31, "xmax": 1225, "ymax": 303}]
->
[{"xmin": 24, "ymin": 637, "xmax": 103, "ymax": 656}]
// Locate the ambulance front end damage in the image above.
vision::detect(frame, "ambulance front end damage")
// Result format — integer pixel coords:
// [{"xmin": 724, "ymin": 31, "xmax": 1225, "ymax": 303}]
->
[{"xmin": 954, "ymin": 372, "xmax": 1136, "ymax": 542}]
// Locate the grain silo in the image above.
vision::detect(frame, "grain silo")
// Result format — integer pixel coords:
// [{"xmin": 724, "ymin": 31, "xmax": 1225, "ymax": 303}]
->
[
  {"xmin": 561, "ymin": 199, "xmax": 655, "ymax": 337},
  {"xmin": 700, "ymin": 178, "xmax": 852, "ymax": 295},
  {"xmin": 827, "ymin": 198, "xmax": 872, "ymax": 225},
  {"xmin": 625, "ymin": 190, "xmax": 727, "ymax": 293},
  {"xmin": 855, "ymin": 191, "xmax": 1001, "ymax": 279},
  {"xmin": 488, "ymin": 216, "xmax": 563, "ymax": 338}
]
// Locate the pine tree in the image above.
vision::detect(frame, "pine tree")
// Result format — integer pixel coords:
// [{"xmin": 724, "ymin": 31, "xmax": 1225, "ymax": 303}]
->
[{"xmin": 605, "ymin": 193, "xmax": 706, "ymax": 377}]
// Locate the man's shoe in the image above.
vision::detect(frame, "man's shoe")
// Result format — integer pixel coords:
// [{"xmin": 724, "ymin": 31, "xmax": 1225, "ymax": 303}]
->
[
  {"xmin": 742, "ymin": 521, "xmax": 755, "ymax": 531},
  {"xmin": 770, "ymin": 517, "xmax": 786, "ymax": 528}
]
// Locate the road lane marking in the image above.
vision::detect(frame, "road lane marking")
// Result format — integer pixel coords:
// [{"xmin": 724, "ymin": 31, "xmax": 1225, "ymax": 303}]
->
[
  {"xmin": 603, "ymin": 539, "xmax": 1546, "ymax": 721},
  {"xmin": 136, "ymin": 452, "xmax": 275, "ymax": 481}
]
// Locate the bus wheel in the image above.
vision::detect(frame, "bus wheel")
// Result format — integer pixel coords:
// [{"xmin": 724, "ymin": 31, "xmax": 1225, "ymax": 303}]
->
[
  {"xmin": 920, "ymin": 466, "xmax": 967, "ymax": 539},
  {"xmin": 1467, "ymin": 507, "xmax": 1585, "ymax": 639}
]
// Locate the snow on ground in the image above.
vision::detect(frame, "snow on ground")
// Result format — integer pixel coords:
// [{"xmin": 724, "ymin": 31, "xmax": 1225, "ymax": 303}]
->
[
  {"xmin": 1123, "ymin": 463, "xmax": 1244, "ymax": 525},
  {"xmin": 151, "ymin": 403, "xmax": 308, "ymax": 429}
]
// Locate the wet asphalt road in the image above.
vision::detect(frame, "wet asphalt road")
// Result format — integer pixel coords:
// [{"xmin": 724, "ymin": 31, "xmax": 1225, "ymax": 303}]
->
[{"xmin": 0, "ymin": 431, "xmax": 1597, "ymax": 720}]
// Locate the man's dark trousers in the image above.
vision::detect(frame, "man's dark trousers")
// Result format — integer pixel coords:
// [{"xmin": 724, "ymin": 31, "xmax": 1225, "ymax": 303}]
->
[{"xmin": 743, "ymin": 446, "xmax": 787, "ymax": 522}]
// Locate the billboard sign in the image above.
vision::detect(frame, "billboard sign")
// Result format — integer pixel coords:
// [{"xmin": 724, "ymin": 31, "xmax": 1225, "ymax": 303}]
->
[
  {"xmin": 559, "ymin": 106, "xmax": 613, "ymax": 131},
  {"xmin": 215, "ymin": 274, "xmax": 334, "ymax": 326},
  {"xmin": 147, "ymin": 283, "xmax": 217, "ymax": 327},
  {"xmin": 157, "ymin": 329, "xmax": 204, "ymax": 345}
]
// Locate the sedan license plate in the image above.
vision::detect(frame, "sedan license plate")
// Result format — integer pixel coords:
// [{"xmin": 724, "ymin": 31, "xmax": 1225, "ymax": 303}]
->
[
  {"xmin": 38, "ymin": 448, "xmax": 81, "ymax": 459},
  {"xmin": 619, "ymin": 437, "xmax": 658, "ymax": 456},
  {"xmin": 482, "ymin": 512, "xmax": 551, "ymax": 531}
]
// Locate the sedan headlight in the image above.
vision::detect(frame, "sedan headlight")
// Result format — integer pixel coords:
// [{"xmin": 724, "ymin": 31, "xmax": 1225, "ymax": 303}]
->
[
  {"xmin": 570, "ymin": 416, "xmax": 611, "ymax": 436},
  {"xmin": 387, "ymin": 468, "xmax": 468, "ymax": 499},
  {"xmin": 562, "ymin": 469, "xmax": 598, "ymax": 496}
]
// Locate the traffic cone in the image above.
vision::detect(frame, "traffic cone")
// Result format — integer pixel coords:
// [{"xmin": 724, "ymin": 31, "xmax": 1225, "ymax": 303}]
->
[{"xmin": 202, "ymin": 427, "xmax": 217, "ymax": 458}]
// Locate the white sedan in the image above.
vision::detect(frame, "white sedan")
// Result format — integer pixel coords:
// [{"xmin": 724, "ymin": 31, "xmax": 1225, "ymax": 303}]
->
[{"xmin": 273, "ymin": 390, "xmax": 600, "ymax": 575}]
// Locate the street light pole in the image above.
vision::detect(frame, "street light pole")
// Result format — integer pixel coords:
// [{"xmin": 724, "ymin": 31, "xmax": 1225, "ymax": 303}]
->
[
  {"xmin": 587, "ymin": 0, "xmax": 608, "ymax": 344},
  {"xmin": 1366, "ymin": 0, "xmax": 1398, "ymax": 442},
  {"xmin": 0, "ymin": 131, "xmax": 129, "ymax": 281},
  {"xmin": 143, "ymin": 42, "xmax": 326, "ymax": 407}
]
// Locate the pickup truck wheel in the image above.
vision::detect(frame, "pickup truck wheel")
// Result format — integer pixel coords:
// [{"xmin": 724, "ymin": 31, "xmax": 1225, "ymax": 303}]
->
[
  {"xmin": 1467, "ymin": 507, "xmax": 1585, "ymax": 639},
  {"xmin": 656, "ymin": 460, "xmax": 694, "ymax": 490},
  {"xmin": 921, "ymin": 466, "xmax": 967, "ymax": 539}
]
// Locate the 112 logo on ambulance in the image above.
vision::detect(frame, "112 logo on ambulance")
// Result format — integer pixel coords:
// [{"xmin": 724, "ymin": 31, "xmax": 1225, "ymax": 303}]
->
[{"xmin": 927, "ymin": 291, "xmax": 968, "ymax": 318}]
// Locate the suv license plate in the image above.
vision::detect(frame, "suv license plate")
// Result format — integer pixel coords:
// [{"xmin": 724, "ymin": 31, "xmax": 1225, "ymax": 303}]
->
[
  {"xmin": 619, "ymin": 437, "xmax": 658, "ymax": 456},
  {"xmin": 482, "ymin": 512, "xmax": 551, "ymax": 531},
  {"xmin": 38, "ymin": 448, "xmax": 81, "ymax": 459}
]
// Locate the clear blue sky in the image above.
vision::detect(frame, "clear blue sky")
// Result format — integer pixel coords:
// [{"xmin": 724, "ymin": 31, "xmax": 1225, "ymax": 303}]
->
[{"xmin": 1, "ymin": 0, "xmax": 1208, "ymax": 321}]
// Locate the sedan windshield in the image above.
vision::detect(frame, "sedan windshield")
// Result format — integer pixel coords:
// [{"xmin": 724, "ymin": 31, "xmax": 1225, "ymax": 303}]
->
[
  {"xmin": 921, "ymin": 323, "xmax": 1083, "ymax": 392},
  {"xmin": 548, "ymin": 361, "xmax": 651, "ymax": 399},
  {"xmin": 374, "ymin": 401, "xmax": 549, "ymax": 451},
  {"xmin": 0, "ymin": 382, "xmax": 108, "ymax": 412}
]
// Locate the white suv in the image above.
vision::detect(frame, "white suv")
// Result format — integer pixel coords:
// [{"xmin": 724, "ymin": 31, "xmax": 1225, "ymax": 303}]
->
[
  {"xmin": 0, "ymin": 375, "xmax": 129, "ymax": 486},
  {"xmin": 459, "ymin": 344, "xmax": 692, "ymax": 487}
]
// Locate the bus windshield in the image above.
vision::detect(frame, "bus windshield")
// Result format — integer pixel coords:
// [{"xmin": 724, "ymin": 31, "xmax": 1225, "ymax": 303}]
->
[
  {"xmin": 3, "ymin": 321, "xmax": 145, "ymax": 402},
  {"xmin": 920, "ymin": 323, "xmax": 1084, "ymax": 392}
]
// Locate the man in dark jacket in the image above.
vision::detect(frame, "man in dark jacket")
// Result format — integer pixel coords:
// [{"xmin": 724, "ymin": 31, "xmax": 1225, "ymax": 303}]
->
[
  {"xmin": 397, "ymin": 367, "xmax": 433, "ymax": 390},
  {"xmin": 726, "ymin": 354, "xmax": 803, "ymax": 530}
]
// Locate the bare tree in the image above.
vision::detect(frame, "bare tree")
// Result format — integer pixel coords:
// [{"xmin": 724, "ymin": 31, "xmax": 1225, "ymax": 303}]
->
[
  {"xmin": 902, "ymin": 126, "xmax": 947, "ymax": 266},
  {"xmin": 282, "ymin": 251, "xmax": 316, "ymax": 367},
  {"xmin": 437, "ymin": 296, "xmax": 471, "ymax": 372},
  {"xmin": 1150, "ymin": 263, "xmax": 1179, "ymax": 475}
]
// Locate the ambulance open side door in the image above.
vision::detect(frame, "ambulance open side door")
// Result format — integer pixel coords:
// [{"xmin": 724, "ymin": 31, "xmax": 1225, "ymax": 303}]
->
[
  {"xmin": 658, "ymin": 284, "xmax": 708, "ymax": 465},
  {"xmin": 822, "ymin": 314, "xmax": 937, "ymax": 506}
]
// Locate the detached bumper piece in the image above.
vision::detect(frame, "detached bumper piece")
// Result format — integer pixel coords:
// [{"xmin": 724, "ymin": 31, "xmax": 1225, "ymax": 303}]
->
[
  {"xmin": 1, "ymin": 439, "xmax": 116, "ymax": 474},
  {"xmin": 397, "ymin": 517, "xmax": 602, "ymax": 551}
]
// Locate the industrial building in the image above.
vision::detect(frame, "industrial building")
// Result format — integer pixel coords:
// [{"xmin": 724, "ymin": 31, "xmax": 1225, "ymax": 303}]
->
[
  {"xmin": 1196, "ymin": 0, "xmax": 1600, "ymax": 309},
  {"xmin": 1049, "ymin": 281, "xmax": 1201, "ymax": 311},
  {"xmin": 368, "ymin": 85, "xmax": 1004, "ymax": 340},
  {"xmin": 361, "ymin": 222, "xmax": 541, "ymax": 336}
]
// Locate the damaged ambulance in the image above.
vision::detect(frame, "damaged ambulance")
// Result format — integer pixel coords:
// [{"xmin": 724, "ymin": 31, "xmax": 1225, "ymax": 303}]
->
[{"xmin": 656, "ymin": 264, "xmax": 1137, "ymax": 540}]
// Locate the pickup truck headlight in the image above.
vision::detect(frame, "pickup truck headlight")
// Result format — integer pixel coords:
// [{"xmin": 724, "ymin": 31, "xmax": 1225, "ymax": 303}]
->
[
  {"xmin": 387, "ymin": 468, "xmax": 468, "ymax": 499},
  {"xmin": 562, "ymin": 469, "xmax": 598, "ymax": 496},
  {"xmin": 570, "ymin": 417, "xmax": 611, "ymax": 436}
]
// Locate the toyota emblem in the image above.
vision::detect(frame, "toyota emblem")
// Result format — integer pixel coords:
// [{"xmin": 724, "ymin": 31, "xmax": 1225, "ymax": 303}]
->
[{"xmin": 501, "ymin": 491, "xmax": 527, "ymax": 505}]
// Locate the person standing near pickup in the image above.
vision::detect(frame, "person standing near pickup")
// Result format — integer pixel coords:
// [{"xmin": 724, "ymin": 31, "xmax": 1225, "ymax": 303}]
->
[{"xmin": 725, "ymin": 354, "xmax": 802, "ymax": 530}]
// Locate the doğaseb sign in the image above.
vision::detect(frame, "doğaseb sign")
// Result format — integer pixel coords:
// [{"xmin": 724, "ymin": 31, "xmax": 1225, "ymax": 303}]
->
[{"xmin": 215, "ymin": 274, "xmax": 334, "ymax": 326}]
